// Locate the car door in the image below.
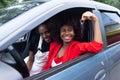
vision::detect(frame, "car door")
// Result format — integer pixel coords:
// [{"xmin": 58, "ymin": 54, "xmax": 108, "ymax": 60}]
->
[
  {"xmin": 24, "ymin": 7, "xmax": 108, "ymax": 80},
  {"xmin": 1, "ymin": 0, "xmax": 119, "ymax": 80},
  {"xmin": 24, "ymin": 1, "xmax": 120, "ymax": 80},
  {"xmin": 25, "ymin": 49, "xmax": 108, "ymax": 80},
  {"xmin": 99, "ymin": 10, "xmax": 120, "ymax": 80}
]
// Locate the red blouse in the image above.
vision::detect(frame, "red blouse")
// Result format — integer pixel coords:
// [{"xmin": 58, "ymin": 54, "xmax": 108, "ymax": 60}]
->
[{"xmin": 43, "ymin": 41, "xmax": 103, "ymax": 70}]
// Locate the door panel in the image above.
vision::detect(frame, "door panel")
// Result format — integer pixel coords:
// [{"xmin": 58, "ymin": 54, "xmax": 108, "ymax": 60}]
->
[
  {"xmin": 105, "ymin": 44, "xmax": 120, "ymax": 80},
  {"xmin": 99, "ymin": 11, "xmax": 120, "ymax": 80},
  {"xmin": 45, "ymin": 52, "xmax": 107, "ymax": 80}
]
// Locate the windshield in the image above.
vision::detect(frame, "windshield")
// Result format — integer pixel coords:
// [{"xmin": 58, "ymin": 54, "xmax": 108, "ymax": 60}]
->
[{"xmin": 0, "ymin": 1, "xmax": 44, "ymax": 26}]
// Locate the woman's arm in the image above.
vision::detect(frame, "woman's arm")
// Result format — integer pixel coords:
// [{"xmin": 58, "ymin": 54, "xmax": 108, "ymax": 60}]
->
[
  {"xmin": 26, "ymin": 51, "xmax": 34, "ymax": 71},
  {"xmin": 81, "ymin": 11, "xmax": 103, "ymax": 43}
]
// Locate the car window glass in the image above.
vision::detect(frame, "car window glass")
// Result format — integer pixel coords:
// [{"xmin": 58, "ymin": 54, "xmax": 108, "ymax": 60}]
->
[{"xmin": 101, "ymin": 12, "xmax": 120, "ymax": 46}]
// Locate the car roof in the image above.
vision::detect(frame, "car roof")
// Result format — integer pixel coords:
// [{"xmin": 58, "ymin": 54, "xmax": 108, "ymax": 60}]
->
[{"xmin": 0, "ymin": 0, "xmax": 119, "ymax": 51}]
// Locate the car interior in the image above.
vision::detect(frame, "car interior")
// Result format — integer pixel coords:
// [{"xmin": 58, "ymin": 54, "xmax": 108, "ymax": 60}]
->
[{"xmin": 0, "ymin": 8, "xmax": 98, "ymax": 78}]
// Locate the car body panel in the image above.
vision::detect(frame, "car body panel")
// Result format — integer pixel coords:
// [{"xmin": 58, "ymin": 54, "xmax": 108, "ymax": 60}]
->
[
  {"xmin": 0, "ymin": 0, "xmax": 120, "ymax": 80},
  {"xmin": 45, "ymin": 52, "xmax": 108, "ymax": 80},
  {"xmin": 94, "ymin": 1, "xmax": 120, "ymax": 12},
  {"xmin": 105, "ymin": 44, "xmax": 120, "ymax": 80},
  {"xmin": 0, "ymin": 61, "xmax": 22, "ymax": 80},
  {"xmin": 26, "ymin": 43, "xmax": 120, "ymax": 80}
]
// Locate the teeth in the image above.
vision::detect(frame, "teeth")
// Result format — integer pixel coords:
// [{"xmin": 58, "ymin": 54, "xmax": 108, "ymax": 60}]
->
[{"xmin": 64, "ymin": 36, "xmax": 70, "ymax": 39}]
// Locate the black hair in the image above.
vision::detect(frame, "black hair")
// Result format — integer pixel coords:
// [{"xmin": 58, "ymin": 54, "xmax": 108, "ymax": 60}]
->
[{"xmin": 50, "ymin": 15, "xmax": 82, "ymax": 43}]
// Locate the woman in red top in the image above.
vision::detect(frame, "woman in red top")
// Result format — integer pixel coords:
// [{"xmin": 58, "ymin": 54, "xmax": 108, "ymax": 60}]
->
[{"xmin": 43, "ymin": 11, "xmax": 103, "ymax": 70}]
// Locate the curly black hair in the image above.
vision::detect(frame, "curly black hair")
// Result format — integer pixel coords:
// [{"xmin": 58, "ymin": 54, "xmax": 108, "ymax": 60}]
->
[{"xmin": 49, "ymin": 15, "xmax": 82, "ymax": 43}]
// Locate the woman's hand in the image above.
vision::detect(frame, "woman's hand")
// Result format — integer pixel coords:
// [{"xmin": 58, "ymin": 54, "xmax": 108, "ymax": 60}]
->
[
  {"xmin": 81, "ymin": 11, "xmax": 98, "ymax": 22},
  {"xmin": 81, "ymin": 11, "xmax": 103, "ymax": 43}
]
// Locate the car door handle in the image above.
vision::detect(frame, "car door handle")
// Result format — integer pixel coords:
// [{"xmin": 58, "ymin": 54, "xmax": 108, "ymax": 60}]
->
[{"xmin": 95, "ymin": 69, "xmax": 106, "ymax": 80}]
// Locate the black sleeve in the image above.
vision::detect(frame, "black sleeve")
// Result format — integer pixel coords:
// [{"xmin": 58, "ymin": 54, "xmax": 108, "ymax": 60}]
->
[
  {"xmin": 29, "ymin": 35, "xmax": 39, "ymax": 54},
  {"xmin": 41, "ymin": 40, "xmax": 50, "ymax": 52}
]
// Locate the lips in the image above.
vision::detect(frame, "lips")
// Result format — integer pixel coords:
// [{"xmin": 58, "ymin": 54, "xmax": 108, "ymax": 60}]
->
[
  {"xmin": 63, "ymin": 35, "xmax": 72, "ymax": 41},
  {"xmin": 64, "ymin": 36, "xmax": 71, "ymax": 40}
]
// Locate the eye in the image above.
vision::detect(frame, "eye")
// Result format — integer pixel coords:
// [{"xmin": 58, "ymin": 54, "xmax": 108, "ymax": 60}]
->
[
  {"xmin": 61, "ymin": 29, "xmax": 66, "ymax": 32},
  {"xmin": 45, "ymin": 31, "xmax": 50, "ymax": 34},
  {"xmin": 40, "ymin": 33, "xmax": 43, "ymax": 36},
  {"xmin": 68, "ymin": 28, "xmax": 73, "ymax": 32}
]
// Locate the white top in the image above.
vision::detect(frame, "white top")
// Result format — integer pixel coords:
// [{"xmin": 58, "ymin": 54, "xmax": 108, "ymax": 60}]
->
[
  {"xmin": 24, "ymin": 36, "xmax": 48, "ymax": 76},
  {"xmin": 38, "ymin": 36, "xmax": 43, "ymax": 49},
  {"xmin": 51, "ymin": 59, "xmax": 62, "ymax": 67}
]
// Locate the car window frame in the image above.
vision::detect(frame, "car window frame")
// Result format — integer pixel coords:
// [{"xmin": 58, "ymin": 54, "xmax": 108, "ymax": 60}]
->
[
  {"xmin": 99, "ymin": 10, "xmax": 120, "ymax": 48},
  {"xmin": 24, "ymin": 8, "xmax": 103, "ymax": 80}
]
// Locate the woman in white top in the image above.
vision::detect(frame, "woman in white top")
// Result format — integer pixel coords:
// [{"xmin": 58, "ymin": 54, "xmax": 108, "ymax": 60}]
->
[{"xmin": 25, "ymin": 23, "xmax": 52, "ymax": 76}]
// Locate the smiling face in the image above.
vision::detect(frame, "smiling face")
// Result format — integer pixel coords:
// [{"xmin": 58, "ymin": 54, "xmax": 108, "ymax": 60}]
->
[
  {"xmin": 38, "ymin": 24, "xmax": 51, "ymax": 43},
  {"xmin": 60, "ymin": 25, "xmax": 75, "ymax": 44}
]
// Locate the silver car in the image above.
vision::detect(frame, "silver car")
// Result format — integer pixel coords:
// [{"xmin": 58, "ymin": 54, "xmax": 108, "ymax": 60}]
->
[{"xmin": 0, "ymin": 0, "xmax": 120, "ymax": 80}]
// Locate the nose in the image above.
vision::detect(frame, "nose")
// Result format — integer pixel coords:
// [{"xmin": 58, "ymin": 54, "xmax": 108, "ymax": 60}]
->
[{"xmin": 64, "ymin": 30, "xmax": 69, "ymax": 34}]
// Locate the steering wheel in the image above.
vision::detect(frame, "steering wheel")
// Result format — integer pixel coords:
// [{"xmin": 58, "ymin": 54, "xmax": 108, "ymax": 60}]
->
[{"xmin": 7, "ymin": 46, "xmax": 29, "ymax": 78}]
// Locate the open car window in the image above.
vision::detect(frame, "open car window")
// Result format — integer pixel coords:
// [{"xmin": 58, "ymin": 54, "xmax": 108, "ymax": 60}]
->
[{"xmin": 24, "ymin": 8, "xmax": 97, "ymax": 79}]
